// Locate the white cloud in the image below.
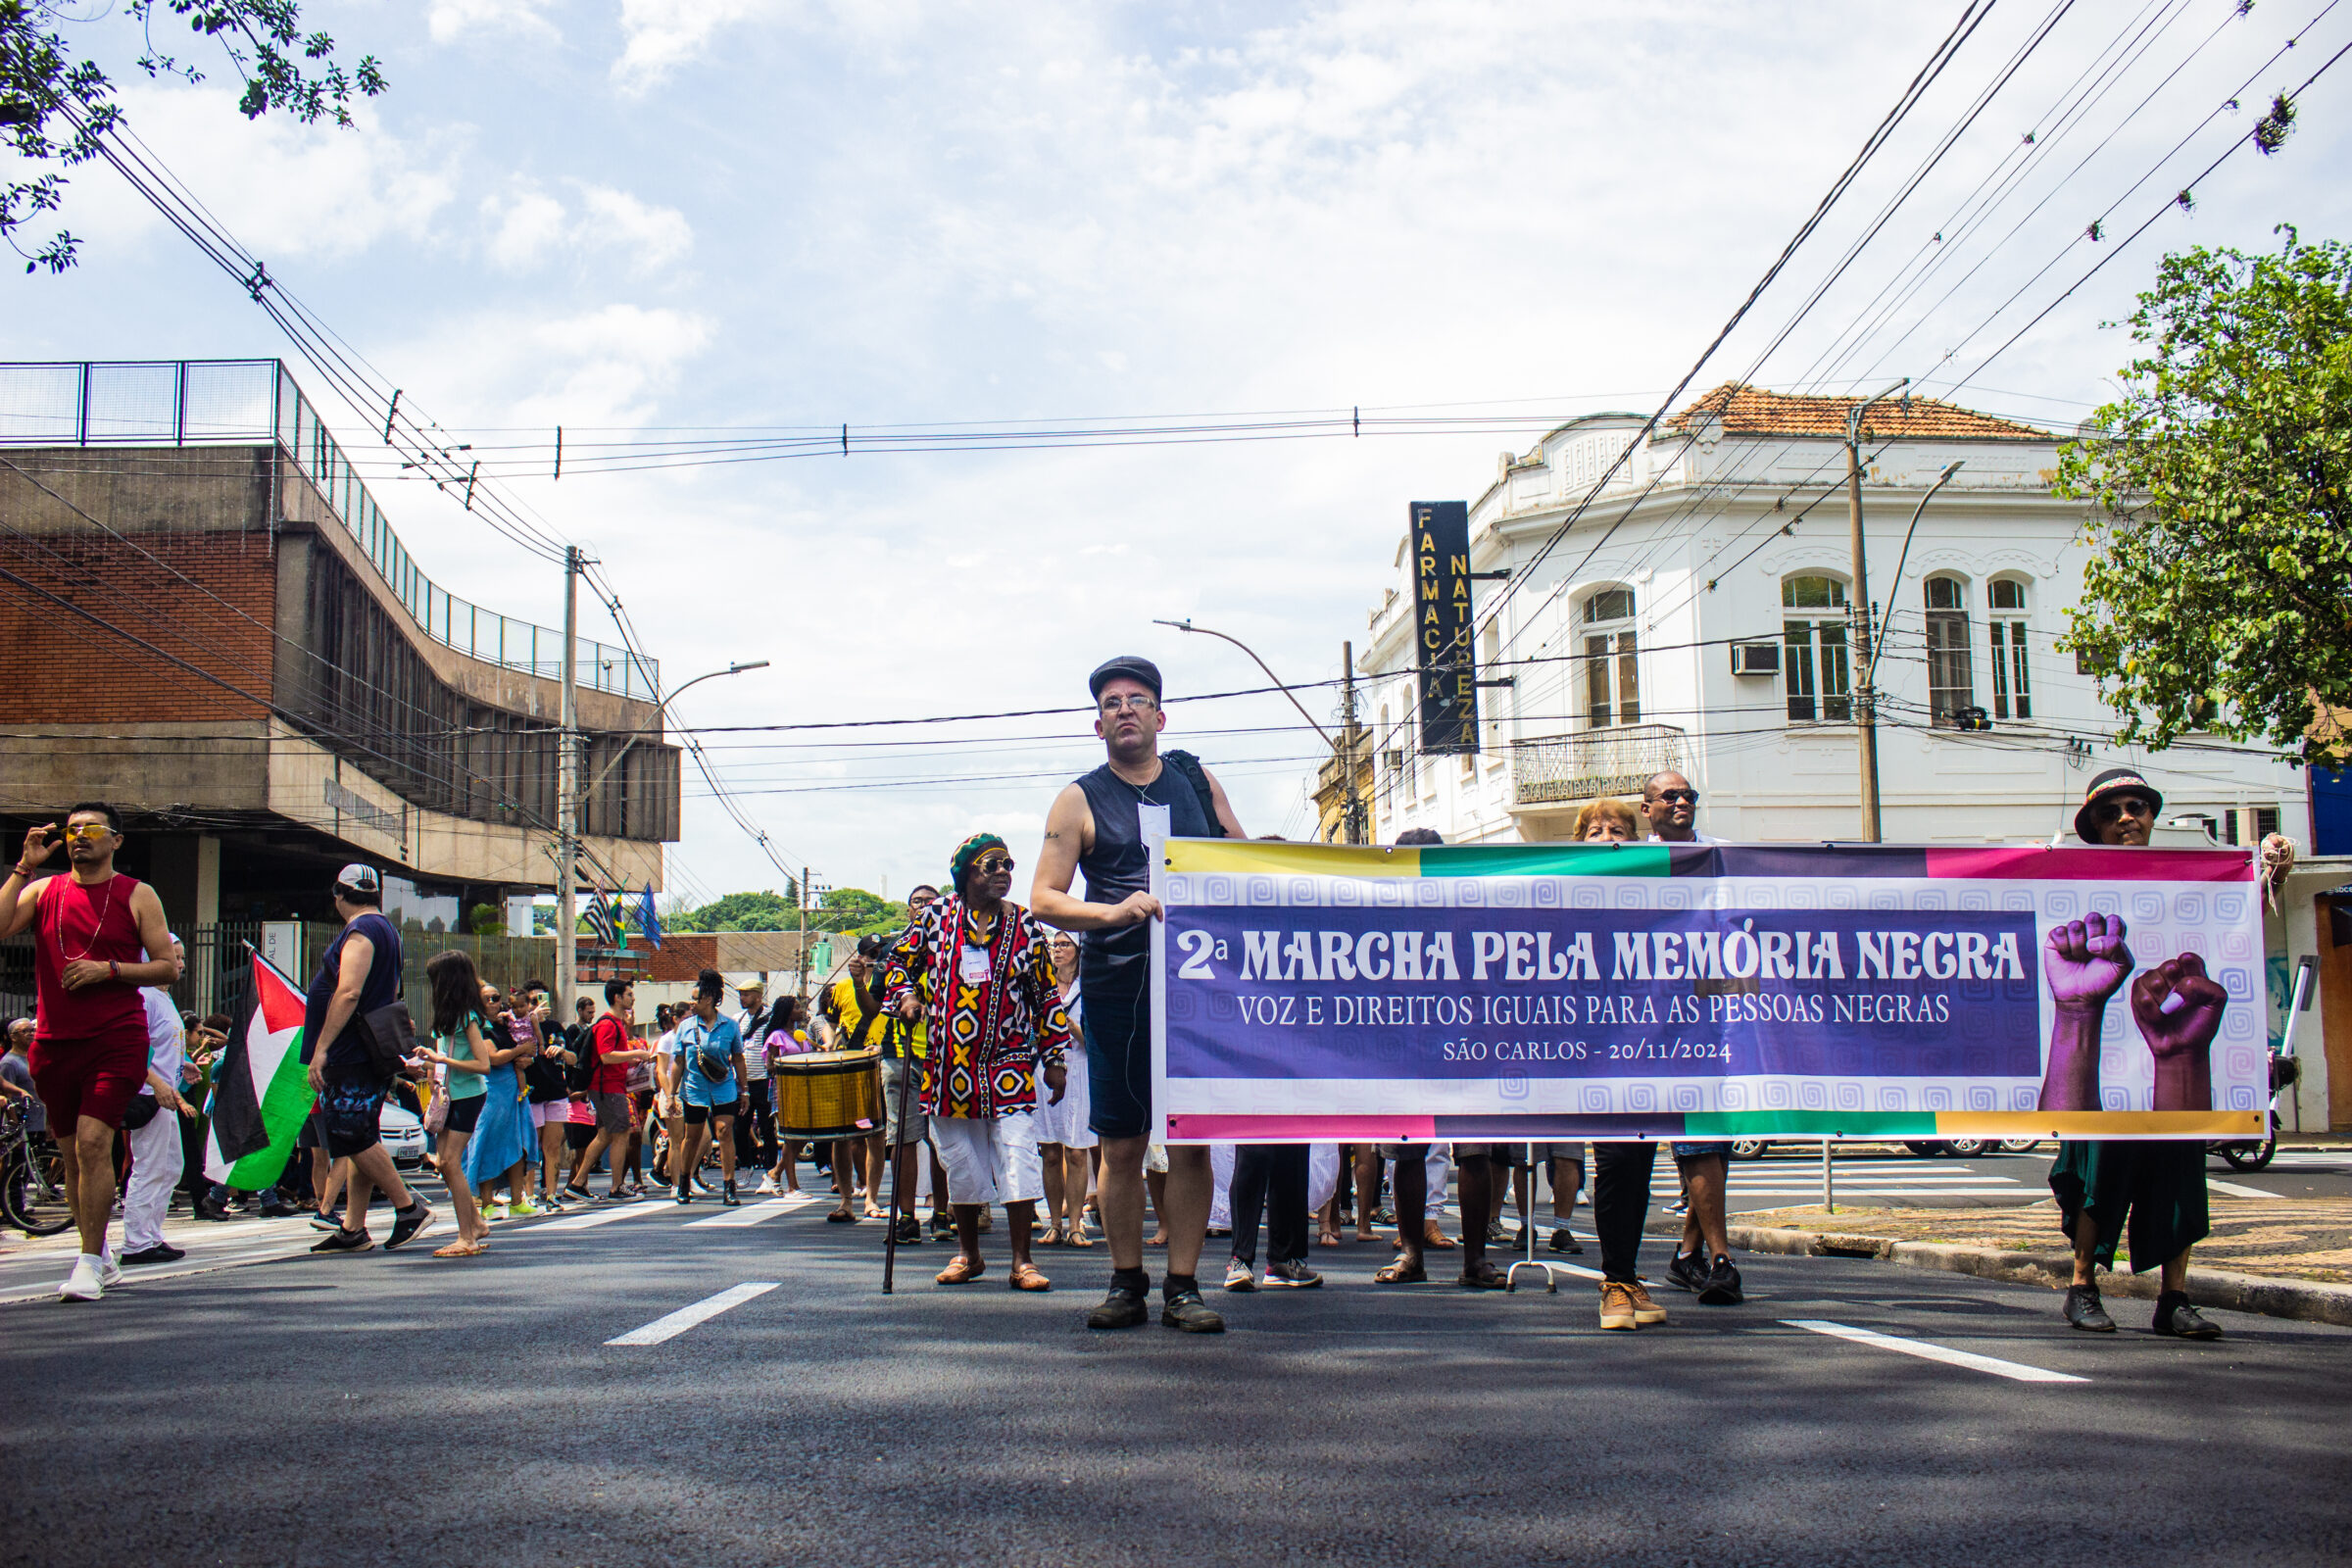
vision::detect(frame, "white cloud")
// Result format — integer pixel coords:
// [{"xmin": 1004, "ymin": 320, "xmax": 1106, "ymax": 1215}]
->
[
  {"xmin": 613, "ymin": 0, "xmax": 783, "ymax": 92},
  {"xmin": 479, "ymin": 182, "xmax": 694, "ymax": 274},
  {"xmin": 484, "ymin": 187, "xmax": 569, "ymax": 270},
  {"xmin": 68, "ymin": 85, "xmax": 455, "ymax": 260},
  {"xmin": 577, "ymin": 186, "xmax": 695, "ymax": 271},
  {"xmin": 427, "ymin": 0, "xmax": 562, "ymax": 44}
]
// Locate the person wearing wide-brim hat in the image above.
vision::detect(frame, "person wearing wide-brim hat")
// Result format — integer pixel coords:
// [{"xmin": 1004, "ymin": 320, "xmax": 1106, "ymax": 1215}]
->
[
  {"xmin": 2043, "ymin": 765, "xmax": 2223, "ymax": 1341},
  {"xmin": 2072, "ymin": 766, "xmax": 2162, "ymax": 847}
]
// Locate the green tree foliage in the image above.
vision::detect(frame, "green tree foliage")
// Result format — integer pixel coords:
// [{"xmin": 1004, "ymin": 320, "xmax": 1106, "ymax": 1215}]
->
[
  {"xmin": 663, "ymin": 887, "xmax": 906, "ymax": 936},
  {"xmin": 2056, "ymin": 227, "xmax": 2352, "ymax": 766},
  {"xmin": 2, "ymin": 1, "xmax": 384, "ymax": 272}
]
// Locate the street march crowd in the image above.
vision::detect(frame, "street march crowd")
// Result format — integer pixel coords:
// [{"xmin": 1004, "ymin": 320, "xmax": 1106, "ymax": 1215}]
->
[{"xmin": 0, "ymin": 654, "xmax": 2232, "ymax": 1343}]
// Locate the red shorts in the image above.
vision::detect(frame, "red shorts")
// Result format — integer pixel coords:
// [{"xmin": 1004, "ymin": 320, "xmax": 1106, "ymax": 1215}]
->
[{"xmin": 29, "ymin": 1025, "xmax": 152, "ymax": 1132}]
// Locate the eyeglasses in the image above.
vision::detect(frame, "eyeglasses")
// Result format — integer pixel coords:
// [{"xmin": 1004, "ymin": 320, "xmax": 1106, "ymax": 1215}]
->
[
  {"xmin": 1650, "ymin": 789, "xmax": 1699, "ymax": 806},
  {"xmin": 1099, "ymin": 696, "xmax": 1159, "ymax": 713},
  {"xmin": 62, "ymin": 822, "xmax": 115, "ymax": 842},
  {"xmin": 2092, "ymin": 796, "xmax": 2155, "ymax": 822},
  {"xmin": 975, "ymin": 853, "xmax": 1015, "ymax": 874}
]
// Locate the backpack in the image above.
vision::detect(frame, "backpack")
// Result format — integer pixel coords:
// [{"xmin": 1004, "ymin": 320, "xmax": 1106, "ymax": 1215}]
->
[{"xmin": 1161, "ymin": 750, "xmax": 1228, "ymax": 839}]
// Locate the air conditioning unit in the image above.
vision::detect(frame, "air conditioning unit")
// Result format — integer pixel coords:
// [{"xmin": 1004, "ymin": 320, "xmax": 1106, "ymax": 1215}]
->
[
  {"xmin": 1730, "ymin": 642, "xmax": 1781, "ymax": 677},
  {"xmin": 1383, "ymin": 749, "xmax": 1405, "ymax": 771}
]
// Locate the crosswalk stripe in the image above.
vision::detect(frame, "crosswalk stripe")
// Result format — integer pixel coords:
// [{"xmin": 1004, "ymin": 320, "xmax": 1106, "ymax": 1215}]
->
[
  {"xmin": 1784, "ymin": 1318, "xmax": 2088, "ymax": 1383},
  {"xmin": 2206, "ymin": 1177, "xmax": 2278, "ymax": 1200},
  {"xmin": 1723, "ymin": 1188, "xmax": 2034, "ymax": 1198},
  {"xmin": 607, "ymin": 1282, "xmax": 778, "ymax": 1346},
  {"xmin": 686, "ymin": 1196, "xmax": 819, "ymax": 1228},
  {"xmin": 530, "ymin": 1201, "xmax": 675, "ymax": 1233}
]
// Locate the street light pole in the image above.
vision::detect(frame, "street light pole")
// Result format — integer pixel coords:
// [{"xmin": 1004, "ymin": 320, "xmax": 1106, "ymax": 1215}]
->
[
  {"xmin": 1154, "ymin": 617, "xmax": 1365, "ymax": 838},
  {"xmin": 558, "ymin": 547, "xmax": 582, "ymax": 1022},
  {"xmin": 1861, "ymin": 461, "xmax": 1967, "ymax": 706},
  {"xmin": 1844, "ymin": 379, "xmax": 1908, "ymax": 843},
  {"xmin": 559, "ymin": 655, "xmax": 769, "ymax": 1021}
]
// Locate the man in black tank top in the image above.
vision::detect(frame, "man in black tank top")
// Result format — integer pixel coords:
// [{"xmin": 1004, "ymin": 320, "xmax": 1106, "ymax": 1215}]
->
[{"xmin": 1034, "ymin": 656, "xmax": 1244, "ymax": 1334}]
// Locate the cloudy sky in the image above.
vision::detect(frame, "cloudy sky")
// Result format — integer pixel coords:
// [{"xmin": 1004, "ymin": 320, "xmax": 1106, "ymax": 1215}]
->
[{"xmin": 14, "ymin": 0, "xmax": 2350, "ymax": 907}]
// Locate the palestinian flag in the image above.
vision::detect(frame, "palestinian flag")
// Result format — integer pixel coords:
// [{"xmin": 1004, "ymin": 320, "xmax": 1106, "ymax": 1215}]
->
[{"xmin": 203, "ymin": 952, "xmax": 312, "ymax": 1189}]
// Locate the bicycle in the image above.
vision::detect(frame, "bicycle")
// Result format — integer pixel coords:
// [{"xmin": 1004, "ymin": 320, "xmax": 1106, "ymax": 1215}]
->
[{"xmin": 1, "ymin": 1103, "xmax": 72, "ymax": 1237}]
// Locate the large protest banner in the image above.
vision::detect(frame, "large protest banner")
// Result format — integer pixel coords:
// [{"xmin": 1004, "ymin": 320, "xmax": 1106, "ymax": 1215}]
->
[{"xmin": 1149, "ymin": 823, "xmax": 2265, "ymax": 1144}]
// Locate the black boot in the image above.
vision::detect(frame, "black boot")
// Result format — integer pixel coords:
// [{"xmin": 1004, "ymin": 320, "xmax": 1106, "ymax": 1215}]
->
[
  {"xmin": 2063, "ymin": 1283, "xmax": 2116, "ymax": 1333},
  {"xmin": 2153, "ymin": 1290, "xmax": 2221, "ymax": 1340}
]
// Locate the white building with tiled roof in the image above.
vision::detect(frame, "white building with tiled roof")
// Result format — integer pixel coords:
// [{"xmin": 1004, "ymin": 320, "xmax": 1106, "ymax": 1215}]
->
[{"xmin": 1349, "ymin": 383, "xmax": 2305, "ymax": 850}]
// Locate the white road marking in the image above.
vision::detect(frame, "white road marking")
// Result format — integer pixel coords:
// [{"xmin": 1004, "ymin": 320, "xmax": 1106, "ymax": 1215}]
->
[
  {"xmin": 1721, "ymin": 1189, "xmax": 2032, "ymax": 1199},
  {"xmin": 1783, "ymin": 1318, "xmax": 2087, "ymax": 1384},
  {"xmin": 607, "ymin": 1282, "xmax": 778, "ymax": 1346},
  {"xmin": 2206, "ymin": 1177, "xmax": 2278, "ymax": 1200},
  {"xmin": 686, "ymin": 1195, "xmax": 819, "ymax": 1228},
  {"xmin": 531, "ymin": 1201, "xmax": 677, "ymax": 1233}
]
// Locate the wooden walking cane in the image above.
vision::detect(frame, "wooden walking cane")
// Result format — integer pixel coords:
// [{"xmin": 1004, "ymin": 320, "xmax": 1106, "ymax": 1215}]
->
[{"xmin": 883, "ymin": 1123, "xmax": 907, "ymax": 1294}]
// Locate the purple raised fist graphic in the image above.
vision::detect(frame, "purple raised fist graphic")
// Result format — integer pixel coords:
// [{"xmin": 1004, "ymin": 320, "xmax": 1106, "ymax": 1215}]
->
[
  {"xmin": 2132, "ymin": 951, "xmax": 2228, "ymax": 1112},
  {"xmin": 2037, "ymin": 911, "xmax": 2133, "ymax": 1113},
  {"xmin": 2043, "ymin": 911, "xmax": 2133, "ymax": 1008}
]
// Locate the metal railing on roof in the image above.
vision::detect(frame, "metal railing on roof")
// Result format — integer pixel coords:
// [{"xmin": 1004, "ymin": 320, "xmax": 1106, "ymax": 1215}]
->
[{"xmin": 0, "ymin": 359, "xmax": 658, "ymax": 701}]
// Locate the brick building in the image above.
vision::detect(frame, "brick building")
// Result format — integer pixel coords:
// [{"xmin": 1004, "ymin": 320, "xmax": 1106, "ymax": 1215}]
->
[{"xmin": 0, "ymin": 360, "xmax": 680, "ymax": 935}]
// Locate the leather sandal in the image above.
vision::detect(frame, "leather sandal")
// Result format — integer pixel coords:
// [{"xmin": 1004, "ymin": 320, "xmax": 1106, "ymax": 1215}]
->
[
  {"xmin": 935, "ymin": 1254, "xmax": 985, "ymax": 1285},
  {"xmin": 1008, "ymin": 1261, "xmax": 1052, "ymax": 1292},
  {"xmin": 1373, "ymin": 1258, "xmax": 1427, "ymax": 1284}
]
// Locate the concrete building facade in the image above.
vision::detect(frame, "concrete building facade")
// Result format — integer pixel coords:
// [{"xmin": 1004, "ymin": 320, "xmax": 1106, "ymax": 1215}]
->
[{"xmin": 0, "ymin": 360, "xmax": 679, "ymax": 933}]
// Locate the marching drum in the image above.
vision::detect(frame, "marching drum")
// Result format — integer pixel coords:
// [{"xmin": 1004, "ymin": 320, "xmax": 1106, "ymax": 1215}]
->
[{"xmin": 773, "ymin": 1048, "xmax": 884, "ymax": 1139}]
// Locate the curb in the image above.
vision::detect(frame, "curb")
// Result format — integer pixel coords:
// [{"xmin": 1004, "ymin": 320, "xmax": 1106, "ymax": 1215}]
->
[{"xmin": 1728, "ymin": 1224, "xmax": 2352, "ymax": 1329}]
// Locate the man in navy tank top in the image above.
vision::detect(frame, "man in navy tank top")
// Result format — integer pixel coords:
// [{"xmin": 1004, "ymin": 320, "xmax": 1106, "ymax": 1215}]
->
[{"xmin": 1033, "ymin": 656, "xmax": 1245, "ymax": 1333}]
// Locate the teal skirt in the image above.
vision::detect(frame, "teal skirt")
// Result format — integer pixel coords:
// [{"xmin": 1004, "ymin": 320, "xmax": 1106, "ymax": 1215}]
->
[{"xmin": 2048, "ymin": 1140, "xmax": 2209, "ymax": 1274}]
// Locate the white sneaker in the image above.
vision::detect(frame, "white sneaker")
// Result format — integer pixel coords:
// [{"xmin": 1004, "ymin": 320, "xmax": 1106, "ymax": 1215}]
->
[
  {"xmin": 756, "ymin": 1177, "xmax": 780, "ymax": 1195},
  {"xmin": 99, "ymin": 1255, "xmax": 123, "ymax": 1289},
  {"xmin": 59, "ymin": 1256, "xmax": 104, "ymax": 1301}
]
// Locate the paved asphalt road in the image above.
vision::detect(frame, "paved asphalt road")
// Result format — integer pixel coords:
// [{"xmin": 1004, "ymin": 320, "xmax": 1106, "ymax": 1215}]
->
[{"xmin": 5, "ymin": 1172, "xmax": 2351, "ymax": 1567}]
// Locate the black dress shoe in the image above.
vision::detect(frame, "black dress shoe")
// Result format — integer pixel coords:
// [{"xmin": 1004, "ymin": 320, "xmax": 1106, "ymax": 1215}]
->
[
  {"xmin": 2063, "ymin": 1283, "xmax": 2117, "ymax": 1332},
  {"xmin": 119, "ymin": 1244, "xmax": 185, "ymax": 1265},
  {"xmin": 1087, "ymin": 1284, "xmax": 1150, "ymax": 1330},
  {"xmin": 2153, "ymin": 1290, "xmax": 2222, "ymax": 1340},
  {"xmin": 1160, "ymin": 1287, "xmax": 1226, "ymax": 1333}
]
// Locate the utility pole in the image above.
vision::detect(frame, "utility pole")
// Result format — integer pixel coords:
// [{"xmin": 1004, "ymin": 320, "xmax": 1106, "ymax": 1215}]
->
[
  {"xmin": 797, "ymin": 865, "xmax": 809, "ymax": 1009},
  {"xmin": 1340, "ymin": 640, "xmax": 1366, "ymax": 845},
  {"xmin": 1845, "ymin": 379, "xmax": 1907, "ymax": 843},
  {"xmin": 556, "ymin": 545, "xmax": 581, "ymax": 1022}
]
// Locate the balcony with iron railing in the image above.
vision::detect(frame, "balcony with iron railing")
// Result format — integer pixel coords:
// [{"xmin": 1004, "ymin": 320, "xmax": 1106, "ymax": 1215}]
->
[
  {"xmin": 0, "ymin": 359, "xmax": 657, "ymax": 700},
  {"xmin": 1508, "ymin": 723, "xmax": 1687, "ymax": 809}
]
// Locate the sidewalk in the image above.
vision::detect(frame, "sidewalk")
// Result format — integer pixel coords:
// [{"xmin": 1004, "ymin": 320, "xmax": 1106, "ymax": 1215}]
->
[{"xmin": 1730, "ymin": 1196, "xmax": 2352, "ymax": 1327}]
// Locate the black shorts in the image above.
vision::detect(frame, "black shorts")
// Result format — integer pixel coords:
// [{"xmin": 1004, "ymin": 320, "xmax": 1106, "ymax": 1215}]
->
[
  {"xmin": 565, "ymin": 1121, "xmax": 596, "ymax": 1151},
  {"xmin": 319, "ymin": 1069, "xmax": 391, "ymax": 1160},
  {"xmin": 682, "ymin": 1102, "xmax": 732, "ymax": 1127},
  {"xmin": 443, "ymin": 1095, "xmax": 484, "ymax": 1136},
  {"xmin": 297, "ymin": 1111, "xmax": 324, "ymax": 1152},
  {"xmin": 1081, "ymin": 955, "xmax": 1151, "ymax": 1140}
]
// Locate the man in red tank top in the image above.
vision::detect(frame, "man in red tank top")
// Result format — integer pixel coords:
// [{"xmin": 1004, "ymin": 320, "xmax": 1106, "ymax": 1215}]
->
[{"xmin": 0, "ymin": 803, "xmax": 180, "ymax": 1302}]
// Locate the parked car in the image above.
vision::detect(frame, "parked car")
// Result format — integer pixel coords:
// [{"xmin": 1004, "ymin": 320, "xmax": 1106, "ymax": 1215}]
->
[
  {"xmin": 1903, "ymin": 1138, "xmax": 2041, "ymax": 1156},
  {"xmin": 379, "ymin": 1102, "xmax": 426, "ymax": 1169}
]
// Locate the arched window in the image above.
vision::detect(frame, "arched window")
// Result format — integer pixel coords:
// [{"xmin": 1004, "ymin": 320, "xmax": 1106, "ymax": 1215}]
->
[
  {"xmin": 1986, "ymin": 577, "xmax": 2032, "ymax": 719},
  {"xmin": 1924, "ymin": 575, "xmax": 1974, "ymax": 726},
  {"xmin": 1581, "ymin": 586, "xmax": 1639, "ymax": 728},
  {"xmin": 1781, "ymin": 575, "xmax": 1849, "ymax": 722}
]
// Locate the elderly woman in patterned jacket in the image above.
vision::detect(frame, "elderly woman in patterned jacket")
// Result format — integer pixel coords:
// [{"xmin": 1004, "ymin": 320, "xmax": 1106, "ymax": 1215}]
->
[{"xmin": 886, "ymin": 833, "xmax": 1074, "ymax": 1292}]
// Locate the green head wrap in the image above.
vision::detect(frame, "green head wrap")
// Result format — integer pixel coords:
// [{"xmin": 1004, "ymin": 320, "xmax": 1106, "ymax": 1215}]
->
[{"xmin": 950, "ymin": 832, "xmax": 1008, "ymax": 896}]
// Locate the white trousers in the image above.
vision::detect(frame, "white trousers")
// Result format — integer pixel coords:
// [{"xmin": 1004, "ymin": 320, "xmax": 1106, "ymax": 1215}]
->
[
  {"xmin": 1207, "ymin": 1142, "xmax": 1236, "ymax": 1230},
  {"xmin": 931, "ymin": 1112, "xmax": 1043, "ymax": 1206},
  {"xmin": 1307, "ymin": 1143, "xmax": 1341, "ymax": 1213},
  {"xmin": 122, "ymin": 1105, "xmax": 183, "ymax": 1252}
]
